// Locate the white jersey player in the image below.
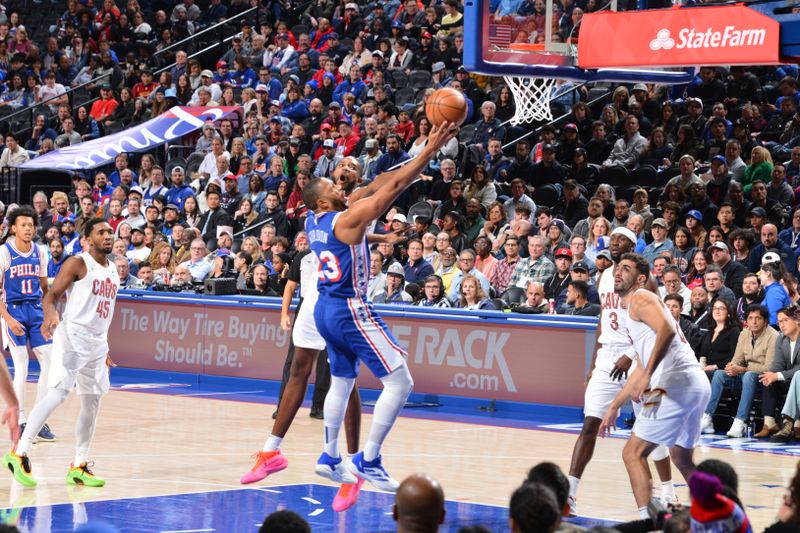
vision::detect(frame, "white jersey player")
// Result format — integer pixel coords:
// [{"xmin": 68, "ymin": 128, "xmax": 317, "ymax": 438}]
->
[
  {"xmin": 3, "ymin": 219, "xmax": 119, "ymax": 488},
  {"xmin": 567, "ymin": 228, "xmax": 674, "ymax": 517},
  {"xmin": 600, "ymin": 253, "xmax": 710, "ymax": 516}
]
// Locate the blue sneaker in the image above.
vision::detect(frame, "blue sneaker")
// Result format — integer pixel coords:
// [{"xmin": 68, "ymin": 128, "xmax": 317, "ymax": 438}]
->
[
  {"xmin": 36, "ymin": 424, "xmax": 56, "ymax": 443},
  {"xmin": 314, "ymin": 452, "xmax": 357, "ymax": 484},
  {"xmin": 347, "ymin": 452, "xmax": 399, "ymax": 492}
]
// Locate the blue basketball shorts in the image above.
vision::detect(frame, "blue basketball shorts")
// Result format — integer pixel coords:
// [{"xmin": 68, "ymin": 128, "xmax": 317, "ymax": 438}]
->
[
  {"xmin": 314, "ymin": 295, "xmax": 407, "ymax": 379},
  {"xmin": 3, "ymin": 301, "xmax": 51, "ymax": 349}
]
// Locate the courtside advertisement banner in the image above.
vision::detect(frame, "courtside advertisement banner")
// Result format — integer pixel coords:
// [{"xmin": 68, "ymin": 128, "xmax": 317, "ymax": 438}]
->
[
  {"xmin": 108, "ymin": 297, "xmax": 594, "ymax": 407},
  {"xmin": 20, "ymin": 106, "xmax": 241, "ymax": 170},
  {"xmin": 578, "ymin": 5, "xmax": 780, "ymax": 68}
]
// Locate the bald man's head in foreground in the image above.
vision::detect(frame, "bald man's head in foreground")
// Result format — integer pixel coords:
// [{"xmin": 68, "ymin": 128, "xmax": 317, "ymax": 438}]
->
[{"xmin": 393, "ymin": 473, "xmax": 446, "ymax": 533}]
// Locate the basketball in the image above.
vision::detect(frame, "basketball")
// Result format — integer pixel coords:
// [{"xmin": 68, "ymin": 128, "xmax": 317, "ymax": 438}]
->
[{"xmin": 425, "ymin": 88, "xmax": 468, "ymax": 127}]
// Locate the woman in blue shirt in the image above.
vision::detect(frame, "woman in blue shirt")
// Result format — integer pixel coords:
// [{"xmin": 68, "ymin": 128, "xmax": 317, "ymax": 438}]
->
[{"xmin": 761, "ymin": 258, "xmax": 793, "ymax": 326}]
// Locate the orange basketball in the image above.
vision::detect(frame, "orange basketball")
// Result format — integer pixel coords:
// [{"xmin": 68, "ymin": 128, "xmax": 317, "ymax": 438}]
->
[{"xmin": 425, "ymin": 87, "xmax": 468, "ymax": 127}]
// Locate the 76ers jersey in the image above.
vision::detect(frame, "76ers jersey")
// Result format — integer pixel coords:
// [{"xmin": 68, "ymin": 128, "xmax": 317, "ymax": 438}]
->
[
  {"xmin": 597, "ymin": 267, "xmax": 630, "ymax": 348},
  {"xmin": 0, "ymin": 239, "xmax": 48, "ymax": 303},
  {"xmin": 306, "ymin": 211, "xmax": 370, "ymax": 299}
]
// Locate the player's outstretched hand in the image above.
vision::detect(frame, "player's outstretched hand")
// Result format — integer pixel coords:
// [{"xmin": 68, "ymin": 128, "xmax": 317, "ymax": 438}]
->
[
  {"xmin": 598, "ymin": 408, "xmax": 616, "ymax": 438},
  {"xmin": 41, "ymin": 312, "xmax": 60, "ymax": 341},
  {"xmin": 609, "ymin": 355, "xmax": 632, "ymax": 382},
  {"xmin": 5, "ymin": 317, "xmax": 24, "ymax": 337},
  {"xmin": 280, "ymin": 312, "xmax": 293, "ymax": 332},
  {"xmin": 3, "ymin": 404, "xmax": 19, "ymax": 445},
  {"xmin": 427, "ymin": 122, "xmax": 460, "ymax": 151}
]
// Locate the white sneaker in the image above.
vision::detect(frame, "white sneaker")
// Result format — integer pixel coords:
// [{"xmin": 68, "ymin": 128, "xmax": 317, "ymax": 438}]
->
[
  {"xmin": 701, "ymin": 413, "xmax": 715, "ymax": 434},
  {"xmin": 726, "ymin": 418, "xmax": 746, "ymax": 438},
  {"xmin": 314, "ymin": 452, "xmax": 358, "ymax": 484},
  {"xmin": 567, "ymin": 495, "xmax": 577, "ymax": 517}
]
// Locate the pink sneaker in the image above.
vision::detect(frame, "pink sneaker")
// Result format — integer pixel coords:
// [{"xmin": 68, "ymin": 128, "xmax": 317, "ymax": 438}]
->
[
  {"xmin": 332, "ymin": 478, "xmax": 364, "ymax": 512},
  {"xmin": 240, "ymin": 450, "xmax": 288, "ymax": 484}
]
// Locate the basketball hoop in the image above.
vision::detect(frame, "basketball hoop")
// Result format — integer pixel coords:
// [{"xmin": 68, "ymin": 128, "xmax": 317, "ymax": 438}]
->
[
  {"xmin": 503, "ymin": 75, "xmax": 557, "ymax": 125},
  {"xmin": 502, "ymin": 43, "xmax": 562, "ymax": 125}
]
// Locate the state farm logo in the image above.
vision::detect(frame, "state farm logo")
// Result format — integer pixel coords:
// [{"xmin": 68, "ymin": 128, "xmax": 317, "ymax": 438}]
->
[
  {"xmin": 649, "ymin": 26, "xmax": 766, "ymax": 51},
  {"xmin": 650, "ymin": 29, "xmax": 675, "ymax": 51}
]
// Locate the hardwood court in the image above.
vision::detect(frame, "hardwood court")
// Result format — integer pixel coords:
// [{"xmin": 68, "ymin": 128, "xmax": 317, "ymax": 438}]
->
[{"xmin": 1, "ymin": 381, "xmax": 795, "ymax": 531}]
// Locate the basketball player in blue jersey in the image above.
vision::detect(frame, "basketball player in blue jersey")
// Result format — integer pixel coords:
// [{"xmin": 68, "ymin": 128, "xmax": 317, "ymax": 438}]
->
[
  {"xmin": 304, "ymin": 122, "xmax": 460, "ymax": 492},
  {"xmin": 0, "ymin": 206, "xmax": 56, "ymax": 443}
]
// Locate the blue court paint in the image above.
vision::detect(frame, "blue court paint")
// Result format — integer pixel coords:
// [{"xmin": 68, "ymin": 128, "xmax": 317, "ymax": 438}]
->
[{"xmin": 4, "ymin": 484, "xmax": 616, "ymax": 532}]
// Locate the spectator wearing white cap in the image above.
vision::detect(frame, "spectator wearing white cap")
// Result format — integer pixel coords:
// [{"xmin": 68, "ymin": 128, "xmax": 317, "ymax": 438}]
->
[
  {"xmin": 313, "ymin": 139, "xmax": 342, "ymax": 178},
  {"xmin": 335, "ymin": 3, "xmax": 364, "ymax": 40},
  {"xmin": 642, "ymin": 218, "xmax": 673, "ymax": 267},
  {"xmin": 190, "ymin": 70, "xmax": 222, "ymax": 103},
  {"xmin": 710, "ymin": 241, "xmax": 747, "ymax": 299},
  {"xmin": 374, "ymin": 263, "xmax": 413, "ymax": 304}
]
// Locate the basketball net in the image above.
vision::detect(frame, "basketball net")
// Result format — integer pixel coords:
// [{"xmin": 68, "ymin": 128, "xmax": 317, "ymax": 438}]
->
[{"xmin": 503, "ymin": 75, "xmax": 557, "ymax": 125}]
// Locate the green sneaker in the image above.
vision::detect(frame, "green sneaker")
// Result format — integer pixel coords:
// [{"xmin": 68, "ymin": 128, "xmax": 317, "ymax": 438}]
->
[
  {"xmin": 2, "ymin": 451, "xmax": 37, "ymax": 487},
  {"xmin": 66, "ymin": 462, "xmax": 105, "ymax": 487}
]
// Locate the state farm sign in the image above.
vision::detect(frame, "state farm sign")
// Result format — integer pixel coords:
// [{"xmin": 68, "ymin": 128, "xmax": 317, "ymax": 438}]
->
[{"xmin": 578, "ymin": 5, "xmax": 779, "ymax": 69}]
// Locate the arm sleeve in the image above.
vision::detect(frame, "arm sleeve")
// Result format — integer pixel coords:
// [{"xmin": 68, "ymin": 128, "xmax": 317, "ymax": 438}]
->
[
  {"xmin": 0, "ymin": 246, "xmax": 9, "ymax": 274},
  {"xmin": 38, "ymin": 245, "xmax": 49, "ymax": 272}
]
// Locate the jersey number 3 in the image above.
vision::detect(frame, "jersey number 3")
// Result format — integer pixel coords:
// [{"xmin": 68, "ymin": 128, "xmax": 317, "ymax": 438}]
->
[
  {"xmin": 608, "ymin": 311, "xmax": 619, "ymax": 331},
  {"xmin": 317, "ymin": 251, "xmax": 342, "ymax": 282}
]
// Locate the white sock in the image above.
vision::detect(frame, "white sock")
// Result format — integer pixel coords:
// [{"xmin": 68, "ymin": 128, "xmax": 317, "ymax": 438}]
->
[
  {"xmin": 765, "ymin": 415, "xmax": 777, "ymax": 428},
  {"xmin": 263, "ymin": 435, "xmax": 282, "ymax": 452},
  {"xmin": 363, "ymin": 364, "xmax": 413, "ymax": 462},
  {"xmin": 568, "ymin": 475, "xmax": 580, "ymax": 499},
  {"xmin": 323, "ymin": 376, "xmax": 355, "ymax": 458},
  {"xmin": 638, "ymin": 506, "xmax": 650, "ymax": 519},
  {"xmin": 661, "ymin": 480, "xmax": 676, "ymax": 501},
  {"xmin": 32, "ymin": 345, "xmax": 52, "ymax": 409},
  {"xmin": 9, "ymin": 346, "xmax": 28, "ymax": 424},
  {"xmin": 17, "ymin": 387, "xmax": 69, "ymax": 456},
  {"xmin": 73, "ymin": 394, "xmax": 101, "ymax": 466}
]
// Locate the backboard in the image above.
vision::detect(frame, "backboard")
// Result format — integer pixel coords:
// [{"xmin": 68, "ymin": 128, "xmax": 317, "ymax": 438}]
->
[
  {"xmin": 464, "ymin": 0, "xmax": 798, "ymax": 80},
  {"xmin": 463, "ymin": 0, "xmax": 695, "ymax": 83}
]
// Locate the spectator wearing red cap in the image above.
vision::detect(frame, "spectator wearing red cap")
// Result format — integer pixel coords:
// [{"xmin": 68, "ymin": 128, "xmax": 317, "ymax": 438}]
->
[
  {"xmin": 544, "ymin": 247, "xmax": 572, "ymax": 300},
  {"xmin": 412, "ymin": 31, "xmax": 438, "ymax": 72},
  {"xmin": 213, "ymin": 60, "xmax": 233, "ymax": 85},
  {"xmin": 334, "ymin": 120, "xmax": 360, "ymax": 157}
]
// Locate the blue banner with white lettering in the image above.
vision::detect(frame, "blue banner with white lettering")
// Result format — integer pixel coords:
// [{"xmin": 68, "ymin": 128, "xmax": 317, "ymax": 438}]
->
[{"xmin": 20, "ymin": 106, "xmax": 241, "ymax": 171}]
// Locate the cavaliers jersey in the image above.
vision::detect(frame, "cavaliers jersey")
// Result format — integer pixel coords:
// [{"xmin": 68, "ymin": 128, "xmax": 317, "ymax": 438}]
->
[
  {"xmin": 597, "ymin": 267, "xmax": 630, "ymax": 348},
  {"xmin": 0, "ymin": 239, "xmax": 48, "ymax": 304},
  {"xmin": 62, "ymin": 252, "xmax": 120, "ymax": 337},
  {"xmin": 306, "ymin": 211, "xmax": 370, "ymax": 299},
  {"xmin": 627, "ymin": 289, "xmax": 702, "ymax": 390}
]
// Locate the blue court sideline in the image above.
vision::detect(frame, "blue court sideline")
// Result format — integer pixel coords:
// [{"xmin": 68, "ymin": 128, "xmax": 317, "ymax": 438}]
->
[{"xmin": 5, "ymin": 484, "xmax": 616, "ymax": 532}]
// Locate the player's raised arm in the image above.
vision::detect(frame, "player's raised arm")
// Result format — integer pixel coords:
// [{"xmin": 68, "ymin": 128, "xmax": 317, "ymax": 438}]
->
[
  {"xmin": 41, "ymin": 256, "xmax": 86, "ymax": 341},
  {"xmin": 335, "ymin": 123, "xmax": 459, "ymax": 245}
]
